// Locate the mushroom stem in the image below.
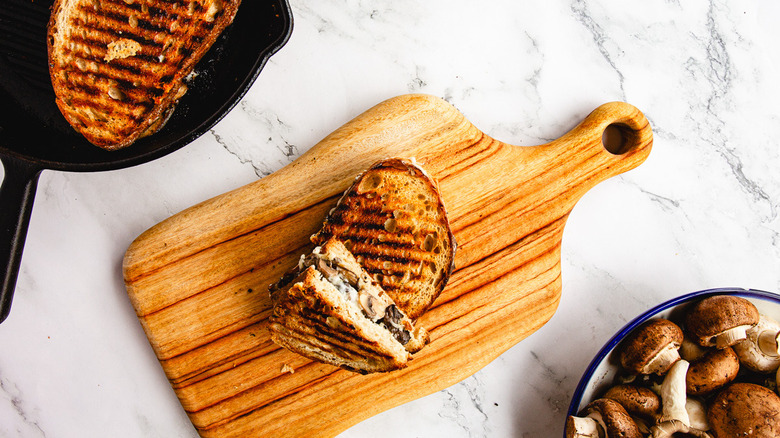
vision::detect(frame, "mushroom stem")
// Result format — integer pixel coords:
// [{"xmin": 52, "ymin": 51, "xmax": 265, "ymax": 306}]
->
[
  {"xmin": 733, "ymin": 315, "xmax": 780, "ymax": 373},
  {"xmin": 659, "ymin": 359, "xmax": 690, "ymax": 427},
  {"xmin": 644, "ymin": 343, "xmax": 682, "ymax": 375},
  {"xmin": 567, "ymin": 399, "xmax": 642, "ymax": 438},
  {"xmin": 650, "ymin": 420, "xmax": 713, "ymax": 438},
  {"xmin": 757, "ymin": 330, "xmax": 780, "ymax": 356},
  {"xmin": 686, "ymin": 398, "xmax": 710, "ymax": 431},
  {"xmin": 651, "ymin": 419, "xmax": 685, "ymax": 437},
  {"xmin": 565, "ymin": 415, "xmax": 604, "ymax": 438},
  {"xmin": 680, "ymin": 337, "xmax": 708, "ymax": 362},
  {"xmin": 652, "ymin": 361, "xmax": 715, "ymax": 437},
  {"xmin": 714, "ymin": 324, "xmax": 752, "ymax": 348}
]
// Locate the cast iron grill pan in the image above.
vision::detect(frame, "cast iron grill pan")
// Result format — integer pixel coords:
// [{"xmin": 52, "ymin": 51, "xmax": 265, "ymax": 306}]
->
[{"xmin": 0, "ymin": 0, "xmax": 293, "ymax": 323}]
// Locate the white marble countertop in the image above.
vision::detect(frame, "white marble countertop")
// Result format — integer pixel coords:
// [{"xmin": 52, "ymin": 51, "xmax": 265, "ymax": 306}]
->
[{"xmin": 2, "ymin": 0, "xmax": 779, "ymax": 436}]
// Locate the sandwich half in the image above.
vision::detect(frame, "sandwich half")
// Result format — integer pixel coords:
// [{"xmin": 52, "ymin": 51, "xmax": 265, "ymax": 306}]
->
[
  {"xmin": 268, "ymin": 238, "xmax": 429, "ymax": 374},
  {"xmin": 47, "ymin": 0, "xmax": 242, "ymax": 149},
  {"xmin": 312, "ymin": 158, "xmax": 456, "ymax": 320}
]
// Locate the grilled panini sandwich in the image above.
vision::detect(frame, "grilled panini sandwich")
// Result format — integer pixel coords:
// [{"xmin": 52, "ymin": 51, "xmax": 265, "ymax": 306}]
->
[
  {"xmin": 268, "ymin": 238, "xmax": 429, "ymax": 374},
  {"xmin": 47, "ymin": 0, "xmax": 241, "ymax": 150},
  {"xmin": 312, "ymin": 158, "xmax": 455, "ymax": 320}
]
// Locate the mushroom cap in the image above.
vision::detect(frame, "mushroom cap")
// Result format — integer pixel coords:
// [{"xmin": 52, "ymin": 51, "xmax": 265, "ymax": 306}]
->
[
  {"xmin": 685, "ymin": 295, "xmax": 759, "ymax": 347},
  {"xmin": 603, "ymin": 384, "xmax": 661, "ymax": 422},
  {"xmin": 686, "ymin": 346, "xmax": 740, "ymax": 396},
  {"xmin": 708, "ymin": 383, "xmax": 780, "ymax": 437},
  {"xmin": 581, "ymin": 398, "xmax": 643, "ymax": 438},
  {"xmin": 619, "ymin": 318, "xmax": 684, "ymax": 375}
]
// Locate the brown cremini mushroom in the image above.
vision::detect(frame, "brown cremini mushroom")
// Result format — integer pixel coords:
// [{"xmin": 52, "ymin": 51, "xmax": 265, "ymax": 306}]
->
[
  {"xmin": 684, "ymin": 295, "xmax": 759, "ymax": 349},
  {"xmin": 685, "ymin": 346, "xmax": 740, "ymax": 396},
  {"xmin": 708, "ymin": 382, "xmax": 780, "ymax": 437},
  {"xmin": 566, "ymin": 398, "xmax": 642, "ymax": 438},
  {"xmin": 603, "ymin": 384, "xmax": 661, "ymax": 422},
  {"xmin": 619, "ymin": 318, "xmax": 684, "ymax": 375}
]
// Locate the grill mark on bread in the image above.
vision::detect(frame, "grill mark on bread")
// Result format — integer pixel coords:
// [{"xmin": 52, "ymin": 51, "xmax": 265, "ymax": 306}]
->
[
  {"xmin": 99, "ymin": 0, "xmax": 202, "ymax": 19},
  {"xmin": 97, "ymin": 0, "xmax": 197, "ymax": 27},
  {"xmin": 272, "ymin": 314, "xmax": 400, "ymax": 365},
  {"xmin": 349, "ymin": 240, "xmax": 419, "ymax": 252},
  {"xmin": 328, "ymin": 205, "xmax": 385, "ymax": 221},
  {"xmin": 312, "ymin": 158, "xmax": 456, "ymax": 320},
  {"xmin": 304, "ymin": 324, "xmax": 392, "ymax": 359},
  {"xmin": 74, "ymin": 12, "xmax": 152, "ymax": 43},
  {"xmin": 65, "ymin": 70, "xmax": 148, "ymax": 96},
  {"xmin": 66, "ymin": 23, "xmax": 160, "ymax": 58},
  {"xmin": 68, "ymin": 95, "xmax": 143, "ymax": 120},
  {"xmin": 63, "ymin": 77, "xmax": 156, "ymax": 116}
]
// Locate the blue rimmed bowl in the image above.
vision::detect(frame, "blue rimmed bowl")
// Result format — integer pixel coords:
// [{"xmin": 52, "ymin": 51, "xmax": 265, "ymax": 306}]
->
[{"xmin": 565, "ymin": 287, "xmax": 780, "ymax": 435}]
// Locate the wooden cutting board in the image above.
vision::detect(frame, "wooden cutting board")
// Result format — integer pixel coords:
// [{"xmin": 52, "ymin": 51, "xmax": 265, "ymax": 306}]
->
[{"xmin": 123, "ymin": 94, "xmax": 652, "ymax": 437}]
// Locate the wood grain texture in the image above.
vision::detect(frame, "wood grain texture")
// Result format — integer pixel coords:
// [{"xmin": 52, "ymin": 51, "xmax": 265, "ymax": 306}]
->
[{"xmin": 123, "ymin": 94, "xmax": 652, "ymax": 437}]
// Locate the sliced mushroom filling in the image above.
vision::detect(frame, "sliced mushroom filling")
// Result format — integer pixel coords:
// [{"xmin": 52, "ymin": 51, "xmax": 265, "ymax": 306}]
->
[
  {"xmin": 379, "ymin": 305, "xmax": 412, "ymax": 345},
  {"xmin": 292, "ymin": 248, "xmax": 413, "ymax": 346}
]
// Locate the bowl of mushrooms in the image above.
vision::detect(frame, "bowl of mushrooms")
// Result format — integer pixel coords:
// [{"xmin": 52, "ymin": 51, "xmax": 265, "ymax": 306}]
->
[{"xmin": 566, "ymin": 287, "xmax": 780, "ymax": 438}]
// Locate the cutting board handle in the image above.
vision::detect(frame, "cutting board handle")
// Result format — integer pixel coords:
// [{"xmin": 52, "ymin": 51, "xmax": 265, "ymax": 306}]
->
[
  {"xmin": 541, "ymin": 101, "xmax": 652, "ymax": 192},
  {"xmin": 574, "ymin": 101, "xmax": 649, "ymax": 157},
  {"xmin": 583, "ymin": 101, "xmax": 652, "ymax": 154}
]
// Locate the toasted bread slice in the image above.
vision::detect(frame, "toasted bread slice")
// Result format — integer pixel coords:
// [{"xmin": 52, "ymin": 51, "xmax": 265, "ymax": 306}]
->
[
  {"xmin": 47, "ymin": 0, "xmax": 241, "ymax": 150},
  {"xmin": 312, "ymin": 158, "xmax": 455, "ymax": 320},
  {"xmin": 269, "ymin": 238, "xmax": 428, "ymax": 373}
]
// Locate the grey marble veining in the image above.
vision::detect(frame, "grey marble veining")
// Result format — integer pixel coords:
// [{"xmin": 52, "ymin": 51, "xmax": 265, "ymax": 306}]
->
[{"xmin": 0, "ymin": 0, "xmax": 778, "ymax": 437}]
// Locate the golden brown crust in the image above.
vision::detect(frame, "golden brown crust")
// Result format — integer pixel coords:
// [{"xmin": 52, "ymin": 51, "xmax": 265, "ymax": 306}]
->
[
  {"xmin": 47, "ymin": 0, "xmax": 241, "ymax": 150},
  {"xmin": 312, "ymin": 158, "xmax": 456, "ymax": 320}
]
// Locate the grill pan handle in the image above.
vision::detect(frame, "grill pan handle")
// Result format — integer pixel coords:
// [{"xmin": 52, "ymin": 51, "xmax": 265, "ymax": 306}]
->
[{"xmin": 0, "ymin": 155, "xmax": 42, "ymax": 324}]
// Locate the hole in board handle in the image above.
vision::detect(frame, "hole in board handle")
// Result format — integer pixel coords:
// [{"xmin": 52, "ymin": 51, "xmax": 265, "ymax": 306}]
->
[{"xmin": 602, "ymin": 124, "xmax": 634, "ymax": 155}]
